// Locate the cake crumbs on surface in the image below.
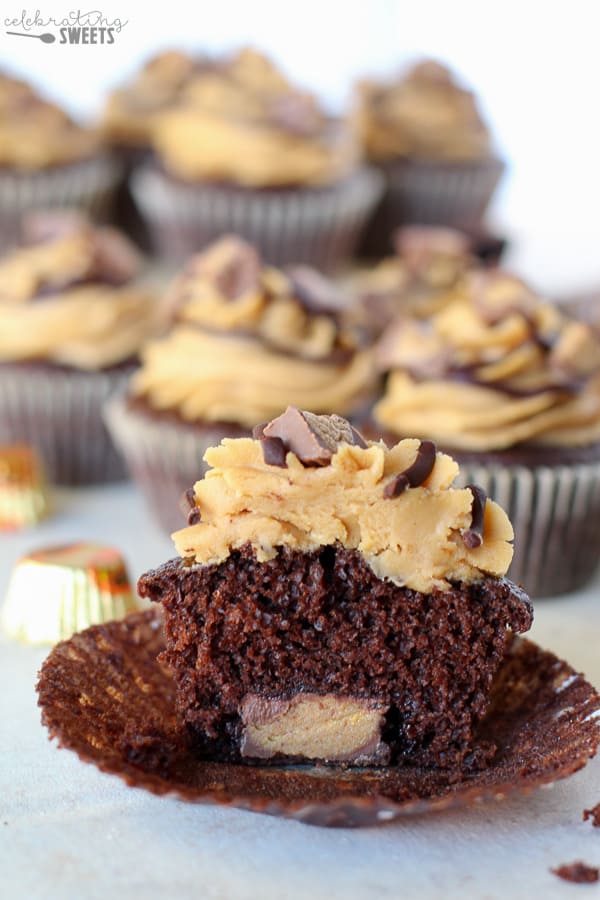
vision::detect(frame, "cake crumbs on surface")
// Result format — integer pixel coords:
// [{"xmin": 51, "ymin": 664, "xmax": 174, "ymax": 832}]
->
[
  {"xmin": 551, "ymin": 862, "xmax": 599, "ymax": 884},
  {"xmin": 583, "ymin": 802, "xmax": 600, "ymax": 827}
]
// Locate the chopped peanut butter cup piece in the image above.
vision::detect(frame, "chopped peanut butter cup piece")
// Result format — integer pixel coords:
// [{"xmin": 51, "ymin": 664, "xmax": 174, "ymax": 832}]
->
[{"xmin": 262, "ymin": 406, "xmax": 366, "ymax": 466}]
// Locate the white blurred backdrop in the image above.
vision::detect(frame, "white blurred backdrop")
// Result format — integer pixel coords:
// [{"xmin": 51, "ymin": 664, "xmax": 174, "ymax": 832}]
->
[{"xmin": 1, "ymin": 0, "xmax": 599, "ymax": 295}]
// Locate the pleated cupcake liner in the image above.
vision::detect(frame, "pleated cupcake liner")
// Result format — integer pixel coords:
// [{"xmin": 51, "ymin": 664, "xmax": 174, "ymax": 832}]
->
[
  {"xmin": 360, "ymin": 156, "xmax": 505, "ymax": 258},
  {"xmin": 0, "ymin": 155, "xmax": 121, "ymax": 251},
  {"xmin": 454, "ymin": 458, "xmax": 600, "ymax": 598},
  {"xmin": 104, "ymin": 395, "xmax": 248, "ymax": 533},
  {"xmin": 131, "ymin": 164, "xmax": 383, "ymax": 271},
  {"xmin": 0, "ymin": 362, "xmax": 133, "ymax": 485}
]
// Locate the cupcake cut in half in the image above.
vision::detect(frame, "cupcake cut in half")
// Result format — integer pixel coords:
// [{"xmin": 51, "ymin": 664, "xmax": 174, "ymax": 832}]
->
[
  {"xmin": 138, "ymin": 406, "xmax": 532, "ymax": 769},
  {"xmin": 373, "ymin": 270, "xmax": 600, "ymax": 596},
  {"xmin": 106, "ymin": 236, "xmax": 377, "ymax": 531},
  {"xmin": 0, "ymin": 212, "xmax": 156, "ymax": 484}
]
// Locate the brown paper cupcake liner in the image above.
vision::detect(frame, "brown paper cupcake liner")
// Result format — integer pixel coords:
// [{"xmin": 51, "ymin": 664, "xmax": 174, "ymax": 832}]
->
[
  {"xmin": 0, "ymin": 155, "xmax": 121, "ymax": 251},
  {"xmin": 360, "ymin": 156, "xmax": 505, "ymax": 257},
  {"xmin": 0, "ymin": 361, "xmax": 132, "ymax": 485},
  {"xmin": 131, "ymin": 164, "xmax": 383, "ymax": 271},
  {"xmin": 104, "ymin": 395, "xmax": 248, "ymax": 533},
  {"xmin": 454, "ymin": 459, "xmax": 600, "ymax": 598},
  {"xmin": 37, "ymin": 608, "xmax": 600, "ymax": 828}
]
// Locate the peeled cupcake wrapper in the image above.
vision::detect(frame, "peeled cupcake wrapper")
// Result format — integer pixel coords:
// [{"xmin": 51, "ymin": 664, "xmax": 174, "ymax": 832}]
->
[
  {"xmin": 455, "ymin": 458, "xmax": 600, "ymax": 598},
  {"xmin": 104, "ymin": 394, "xmax": 249, "ymax": 533},
  {"xmin": 0, "ymin": 155, "xmax": 121, "ymax": 251},
  {"xmin": 130, "ymin": 164, "xmax": 383, "ymax": 271},
  {"xmin": 0, "ymin": 362, "xmax": 133, "ymax": 486}
]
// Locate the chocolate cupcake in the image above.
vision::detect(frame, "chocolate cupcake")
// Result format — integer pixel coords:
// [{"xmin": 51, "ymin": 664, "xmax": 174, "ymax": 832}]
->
[
  {"xmin": 0, "ymin": 213, "xmax": 156, "ymax": 484},
  {"xmin": 130, "ymin": 48, "xmax": 381, "ymax": 270},
  {"xmin": 105, "ymin": 236, "xmax": 377, "ymax": 532},
  {"xmin": 372, "ymin": 270, "xmax": 600, "ymax": 596},
  {"xmin": 0, "ymin": 70, "xmax": 119, "ymax": 250},
  {"xmin": 356, "ymin": 60, "xmax": 504, "ymax": 256},
  {"xmin": 138, "ymin": 406, "xmax": 532, "ymax": 768}
]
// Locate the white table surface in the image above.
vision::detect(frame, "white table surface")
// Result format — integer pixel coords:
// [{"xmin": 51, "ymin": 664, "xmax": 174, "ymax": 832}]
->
[{"xmin": 2, "ymin": 483, "xmax": 600, "ymax": 900}]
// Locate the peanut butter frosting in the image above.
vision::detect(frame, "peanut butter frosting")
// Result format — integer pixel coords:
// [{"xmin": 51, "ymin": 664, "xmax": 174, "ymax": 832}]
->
[
  {"xmin": 0, "ymin": 216, "xmax": 155, "ymax": 370},
  {"xmin": 0, "ymin": 70, "xmax": 101, "ymax": 169},
  {"xmin": 102, "ymin": 50, "xmax": 201, "ymax": 148},
  {"xmin": 354, "ymin": 226, "xmax": 475, "ymax": 331},
  {"xmin": 356, "ymin": 60, "xmax": 492, "ymax": 163},
  {"xmin": 132, "ymin": 237, "xmax": 375, "ymax": 424},
  {"xmin": 174, "ymin": 408, "xmax": 513, "ymax": 593},
  {"xmin": 374, "ymin": 272, "xmax": 600, "ymax": 450},
  {"xmin": 151, "ymin": 48, "xmax": 357, "ymax": 186}
]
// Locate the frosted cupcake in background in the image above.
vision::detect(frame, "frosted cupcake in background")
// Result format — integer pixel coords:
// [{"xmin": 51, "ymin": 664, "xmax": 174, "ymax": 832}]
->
[
  {"xmin": 372, "ymin": 270, "xmax": 600, "ymax": 597},
  {"xmin": 105, "ymin": 235, "xmax": 377, "ymax": 532},
  {"xmin": 355, "ymin": 60, "xmax": 504, "ymax": 256},
  {"xmin": 0, "ymin": 71, "xmax": 119, "ymax": 251},
  {"xmin": 0, "ymin": 213, "xmax": 157, "ymax": 485},
  {"xmin": 131, "ymin": 48, "xmax": 382, "ymax": 270}
]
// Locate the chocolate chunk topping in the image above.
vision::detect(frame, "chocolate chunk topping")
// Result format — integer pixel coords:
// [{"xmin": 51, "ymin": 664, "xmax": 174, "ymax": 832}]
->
[
  {"xmin": 551, "ymin": 862, "xmax": 599, "ymax": 884},
  {"xmin": 181, "ymin": 488, "xmax": 201, "ymax": 525},
  {"xmin": 253, "ymin": 422, "xmax": 288, "ymax": 468},
  {"xmin": 22, "ymin": 210, "xmax": 89, "ymax": 245},
  {"xmin": 395, "ymin": 225, "xmax": 471, "ymax": 276},
  {"xmin": 261, "ymin": 406, "xmax": 367, "ymax": 467},
  {"xmin": 463, "ymin": 485, "xmax": 487, "ymax": 549},
  {"xmin": 583, "ymin": 802, "xmax": 600, "ymax": 827},
  {"xmin": 383, "ymin": 440, "xmax": 436, "ymax": 499},
  {"xmin": 210, "ymin": 238, "xmax": 260, "ymax": 300},
  {"xmin": 286, "ymin": 266, "xmax": 348, "ymax": 316}
]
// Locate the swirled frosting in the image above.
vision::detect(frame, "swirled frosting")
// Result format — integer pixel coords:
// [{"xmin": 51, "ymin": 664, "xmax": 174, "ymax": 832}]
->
[
  {"xmin": 173, "ymin": 408, "xmax": 513, "ymax": 592},
  {"xmin": 102, "ymin": 50, "xmax": 201, "ymax": 148},
  {"xmin": 354, "ymin": 226, "xmax": 475, "ymax": 332},
  {"xmin": 132, "ymin": 236, "xmax": 375, "ymax": 424},
  {"xmin": 0, "ymin": 215, "xmax": 155, "ymax": 369},
  {"xmin": 374, "ymin": 272, "xmax": 600, "ymax": 450},
  {"xmin": 152, "ymin": 48, "xmax": 357, "ymax": 186},
  {"xmin": 356, "ymin": 60, "xmax": 492, "ymax": 162},
  {"xmin": 0, "ymin": 70, "xmax": 101, "ymax": 169}
]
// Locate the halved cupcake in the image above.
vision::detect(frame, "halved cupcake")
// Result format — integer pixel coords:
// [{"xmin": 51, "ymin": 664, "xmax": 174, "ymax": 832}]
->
[{"xmin": 138, "ymin": 407, "xmax": 532, "ymax": 768}]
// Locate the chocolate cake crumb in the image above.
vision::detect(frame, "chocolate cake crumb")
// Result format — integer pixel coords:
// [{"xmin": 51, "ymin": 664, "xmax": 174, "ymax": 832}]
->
[
  {"xmin": 583, "ymin": 803, "xmax": 600, "ymax": 827},
  {"xmin": 551, "ymin": 862, "xmax": 599, "ymax": 884}
]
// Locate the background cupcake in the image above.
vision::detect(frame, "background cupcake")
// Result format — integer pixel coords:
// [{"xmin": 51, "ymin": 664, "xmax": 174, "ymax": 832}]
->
[
  {"xmin": 130, "ymin": 48, "xmax": 382, "ymax": 270},
  {"xmin": 356, "ymin": 60, "xmax": 505, "ymax": 257},
  {"xmin": 0, "ymin": 70, "xmax": 119, "ymax": 251},
  {"xmin": 0, "ymin": 213, "xmax": 157, "ymax": 485},
  {"xmin": 106, "ymin": 235, "xmax": 377, "ymax": 531},
  {"xmin": 371, "ymin": 269, "xmax": 600, "ymax": 597}
]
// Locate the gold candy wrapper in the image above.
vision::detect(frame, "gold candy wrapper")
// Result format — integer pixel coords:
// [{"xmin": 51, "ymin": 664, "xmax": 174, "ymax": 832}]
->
[
  {"xmin": 1, "ymin": 542, "xmax": 139, "ymax": 645},
  {"xmin": 0, "ymin": 444, "xmax": 49, "ymax": 530}
]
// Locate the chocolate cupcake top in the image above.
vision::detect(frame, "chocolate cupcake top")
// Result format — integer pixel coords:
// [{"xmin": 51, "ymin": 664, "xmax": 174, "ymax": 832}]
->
[
  {"xmin": 151, "ymin": 47, "xmax": 357, "ymax": 186},
  {"xmin": 0, "ymin": 70, "xmax": 101, "ymax": 169},
  {"xmin": 374, "ymin": 271, "xmax": 600, "ymax": 451},
  {"xmin": 0, "ymin": 213, "xmax": 155, "ymax": 370},
  {"xmin": 102, "ymin": 49, "xmax": 201, "ymax": 149},
  {"xmin": 355, "ymin": 226, "xmax": 475, "ymax": 332},
  {"xmin": 174, "ymin": 406, "xmax": 513, "ymax": 593},
  {"xmin": 356, "ymin": 59, "xmax": 492, "ymax": 163},
  {"xmin": 131, "ymin": 236, "xmax": 375, "ymax": 425}
]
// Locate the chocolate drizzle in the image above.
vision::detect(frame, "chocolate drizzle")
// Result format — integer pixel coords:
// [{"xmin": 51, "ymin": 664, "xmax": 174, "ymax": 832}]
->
[
  {"xmin": 463, "ymin": 485, "xmax": 487, "ymax": 549},
  {"xmin": 383, "ymin": 440, "xmax": 436, "ymax": 499},
  {"xmin": 181, "ymin": 488, "xmax": 201, "ymax": 525}
]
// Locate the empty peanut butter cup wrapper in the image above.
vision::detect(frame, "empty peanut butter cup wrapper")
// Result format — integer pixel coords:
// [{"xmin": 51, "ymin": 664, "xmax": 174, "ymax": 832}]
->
[{"xmin": 2, "ymin": 542, "xmax": 139, "ymax": 645}]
